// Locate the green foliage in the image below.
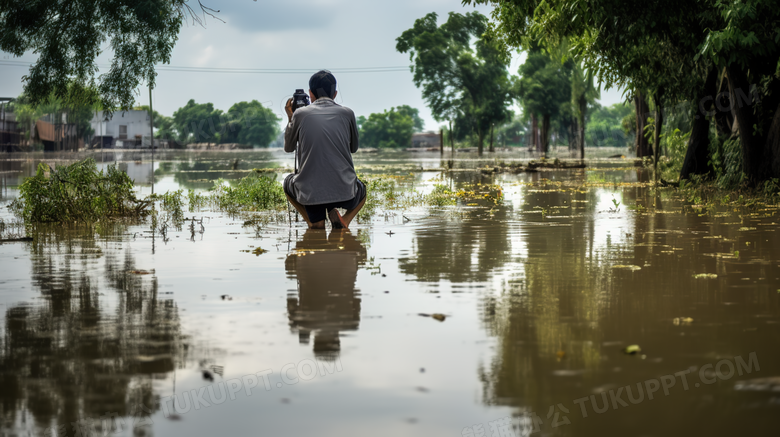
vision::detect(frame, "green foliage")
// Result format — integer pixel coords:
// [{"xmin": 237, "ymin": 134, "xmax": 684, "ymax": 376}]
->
[
  {"xmin": 586, "ymin": 103, "xmax": 633, "ymax": 148},
  {"xmin": 494, "ymin": 113, "xmax": 526, "ymax": 147},
  {"xmin": 134, "ymin": 105, "xmax": 175, "ymax": 139},
  {"xmin": 171, "ymin": 99, "xmax": 223, "ymax": 144},
  {"xmin": 0, "ymin": 0, "xmax": 187, "ymax": 110},
  {"xmin": 148, "ymin": 190, "xmax": 185, "ymax": 237},
  {"xmin": 223, "ymin": 100, "xmax": 281, "ymax": 147},
  {"xmin": 188, "ymin": 189, "xmax": 207, "ymax": 211},
  {"xmin": 426, "ymin": 184, "xmax": 457, "ymax": 206},
  {"xmin": 516, "ymin": 51, "xmax": 571, "ymax": 121},
  {"xmin": 10, "ymin": 158, "xmax": 146, "ymax": 223},
  {"xmin": 396, "ymin": 11, "xmax": 512, "ymax": 152},
  {"xmin": 359, "ymin": 107, "xmax": 417, "ymax": 148},
  {"xmin": 395, "ymin": 105, "xmax": 425, "ymax": 132},
  {"xmin": 714, "ymin": 137, "xmax": 746, "ymax": 188},
  {"xmin": 210, "ymin": 174, "xmax": 287, "ymax": 212}
]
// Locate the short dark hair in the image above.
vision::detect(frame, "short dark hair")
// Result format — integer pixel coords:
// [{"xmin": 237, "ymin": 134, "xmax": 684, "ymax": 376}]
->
[{"xmin": 309, "ymin": 70, "xmax": 337, "ymax": 99}]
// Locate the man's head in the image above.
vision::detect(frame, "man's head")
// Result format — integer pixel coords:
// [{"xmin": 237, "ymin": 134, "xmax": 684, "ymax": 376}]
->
[{"xmin": 309, "ymin": 70, "xmax": 338, "ymax": 101}]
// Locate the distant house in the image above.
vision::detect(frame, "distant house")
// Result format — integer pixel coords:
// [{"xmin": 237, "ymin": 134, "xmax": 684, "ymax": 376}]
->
[
  {"xmin": 90, "ymin": 110, "xmax": 151, "ymax": 148},
  {"xmin": 411, "ymin": 132, "xmax": 441, "ymax": 148},
  {"xmin": 35, "ymin": 119, "xmax": 81, "ymax": 151}
]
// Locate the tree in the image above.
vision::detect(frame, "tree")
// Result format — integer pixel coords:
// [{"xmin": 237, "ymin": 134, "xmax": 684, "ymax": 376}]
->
[
  {"xmin": 585, "ymin": 103, "xmax": 633, "ymax": 148},
  {"xmin": 396, "ymin": 12, "xmax": 512, "ymax": 155},
  {"xmin": 394, "ymin": 105, "xmax": 425, "ymax": 132},
  {"xmin": 469, "ymin": 0, "xmax": 780, "ymax": 184},
  {"xmin": 570, "ymin": 62, "xmax": 599, "ymax": 159},
  {"xmin": 134, "ymin": 105, "xmax": 175, "ymax": 139},
  {"xmin": 223, "ymin": 100, "xmax": 281, "ymax": 147},
  {"xmin": 0, "ymin": 1, "xmax": 220, "ymax": 111},
  {"xmin": 171, "ymin": 99, "xmax": 223, "ymax": 145},
  {"xmin": 515, "ymin": 51, "xmax": 571, "ymax": 156},
  {"xmin": 359, "ymin": 107, "xmax": 416, "ymax": 149}
]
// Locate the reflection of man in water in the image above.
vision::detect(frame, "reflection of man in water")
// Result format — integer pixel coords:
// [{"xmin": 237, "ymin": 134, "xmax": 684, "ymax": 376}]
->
[{"xmin": 285, "ymin": 229, "xmax": 367, "ymax": 360}]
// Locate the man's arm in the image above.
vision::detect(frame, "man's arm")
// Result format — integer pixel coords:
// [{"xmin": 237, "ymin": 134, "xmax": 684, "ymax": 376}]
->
[
  {"xmin": 348, "ymin": 110, "xmax": 359, "ymax": 153},
  {"xmin": 283, "ymin": 98, "xmax": 297, "ymax": 153}
]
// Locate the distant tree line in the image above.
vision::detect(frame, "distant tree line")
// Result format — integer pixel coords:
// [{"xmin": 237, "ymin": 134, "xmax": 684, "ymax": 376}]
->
[
  {"xmin": 144, "ymin": 99, "xmax": 281, "ymax": 148},
  {"xmin": 357, "ymin": 105, "xmax": 425, "ymax": 149}
]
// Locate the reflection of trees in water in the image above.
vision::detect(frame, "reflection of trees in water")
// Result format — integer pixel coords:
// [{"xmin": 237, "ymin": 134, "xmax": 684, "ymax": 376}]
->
[
  {"xmin": 0, "ymin": 224, "xmax": 185, "ymax": 436},
  {"xmin": 398, "ymin": 173, "xmax": 513, "ymax": 283},
  {"xmin": 155, "ymin": 154, "xmax": 282, "ymax": 191},
  {"xmin": 479, "ymin": 177, "xmax": 780, "ymax": 435},
  {"xmin": 285, "ymin": 230, "xmax": 367, "ymax": 361}
]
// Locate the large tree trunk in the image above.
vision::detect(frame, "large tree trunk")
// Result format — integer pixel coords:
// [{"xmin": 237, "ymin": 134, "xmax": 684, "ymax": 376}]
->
[
  {"xmin": 531, "ymin": 115, "xmax": 539, "ymax": 153},
  {"xmin": 727, "ymin": 66, "xmax": 761, "ymax": 184},
  {"xmin": 680, "ymin": 67, "xmax": 718, "ymax": 180},
  {"xmin": 477, "ymin": 129, "xmax": 484, "ymax": 156},
  {"xmin": 635, "ymin": 91, "xmax": 652, "ymax": 157},
  {"xmin": 541, "ymin": 114, "xmax": 550, "ymax": 157}
]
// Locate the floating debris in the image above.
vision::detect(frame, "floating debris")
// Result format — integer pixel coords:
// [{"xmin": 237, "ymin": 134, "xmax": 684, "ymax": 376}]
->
[
  {"xmin": 693, "ymin": 273, "xmax": 718, "ymax": 279},
  {"xmin": 673, "ymin": 317, "xmax": 694, "ymax": 325},
  {"xmin": 418, "ymin": 313, "xmax": 446, "ymax": 322},
  {"xmin": 734, "ymin": 377, "xmax": 780, "ymax": 392},
  {"xmin": 623, "ymin": 345, "xmax": 642, "ymax": 355},
  {"xmin": 612, "ymin": 265, "xmax": 641, "ymax": 271}
]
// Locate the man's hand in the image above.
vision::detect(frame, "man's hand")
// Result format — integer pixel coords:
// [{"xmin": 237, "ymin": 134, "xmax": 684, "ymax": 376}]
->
[{"xmin": 285, "ymin": 98, "xmax": 294, "ymax": 122}]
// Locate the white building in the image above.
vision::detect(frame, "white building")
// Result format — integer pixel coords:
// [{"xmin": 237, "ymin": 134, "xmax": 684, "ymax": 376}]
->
[{"xmin": 91, "ymin": 110, "xmax": 152, "ymax": 147}]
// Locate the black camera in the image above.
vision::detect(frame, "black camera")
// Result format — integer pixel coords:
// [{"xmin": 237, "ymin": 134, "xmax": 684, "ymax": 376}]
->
[{"xmin": 292, "ymin": 89, "xmax": 310, "ymax": 113}]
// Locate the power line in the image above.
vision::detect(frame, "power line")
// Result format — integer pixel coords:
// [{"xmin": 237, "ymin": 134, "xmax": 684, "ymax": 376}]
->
[{"xmin": 0, "ymin": 60, "xmax": 410, "ymax": 74}]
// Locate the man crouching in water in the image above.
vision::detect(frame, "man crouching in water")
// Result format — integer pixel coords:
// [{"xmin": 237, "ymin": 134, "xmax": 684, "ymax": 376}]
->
[{"xmin": 283, "ymin": 70, "xmax": 366, "ymax": 230}]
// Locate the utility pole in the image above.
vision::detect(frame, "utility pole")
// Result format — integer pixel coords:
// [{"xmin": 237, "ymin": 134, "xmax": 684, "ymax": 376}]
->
[{"xmin": 149, "ymin": 85, "xmax": 155, "ymax": 195}]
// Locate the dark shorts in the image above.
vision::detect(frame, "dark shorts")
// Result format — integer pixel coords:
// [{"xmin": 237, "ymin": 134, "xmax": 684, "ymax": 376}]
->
[{"xmin": 284, "ymin": 175, "xmax": 366, "ymax": 223}]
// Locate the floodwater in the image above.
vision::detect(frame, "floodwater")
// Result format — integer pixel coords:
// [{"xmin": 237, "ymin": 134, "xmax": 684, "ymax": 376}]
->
[{"xmin": 0, "ymin": 150, "xmax": 778, "ymax": 437}]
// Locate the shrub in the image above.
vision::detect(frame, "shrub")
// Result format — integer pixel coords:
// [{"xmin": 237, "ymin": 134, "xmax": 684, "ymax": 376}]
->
[{"xmin": 10, "ymin": 158, "xmax": 148, "ymax": 223}]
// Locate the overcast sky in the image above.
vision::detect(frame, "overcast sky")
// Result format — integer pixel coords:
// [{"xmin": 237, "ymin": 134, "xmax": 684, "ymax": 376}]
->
[{"xmin": 0, "ymin": 0, "xmax": 624, "ymax": 131}]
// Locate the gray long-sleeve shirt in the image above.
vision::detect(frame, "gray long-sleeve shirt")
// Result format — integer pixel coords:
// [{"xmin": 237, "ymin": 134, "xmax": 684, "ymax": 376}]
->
[{"xmin": 284, "ymin": 97, "xmax": 359, "ymax": 205}]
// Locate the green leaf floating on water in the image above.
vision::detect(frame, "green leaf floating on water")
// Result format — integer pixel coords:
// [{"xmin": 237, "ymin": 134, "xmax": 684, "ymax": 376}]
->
[
  {"xmin": 693, "ymin": 273, "xmax": 718, "ymax": 279},
  {"xmin": 623, "ymin": 345, "xmax": 641, "ymax": 355}
]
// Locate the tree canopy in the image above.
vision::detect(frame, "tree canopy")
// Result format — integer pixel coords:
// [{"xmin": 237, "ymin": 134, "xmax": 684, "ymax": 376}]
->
[
  {"xmin": 358, "ymin": 105, "xmax": 423, "ymax": 149},
  {"xmin": 396, "ymin": 11, "xmax": 512, "ymax": 154},
  {"xmin": 223, "ymin": 100, "xmax": 281, "ymax": 147},
  {"xmin": 0, "ymin": 0, "xmax": 216, "ymax": 111},
  {"xmin": 167, "ymin": 99, "xmax": 279, "ymax": 147}
]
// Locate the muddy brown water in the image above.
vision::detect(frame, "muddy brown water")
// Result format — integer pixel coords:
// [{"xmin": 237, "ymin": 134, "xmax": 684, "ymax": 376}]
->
[{"xmin": 0, "ymin": 150, "xmax": 778, "ymax": 436}]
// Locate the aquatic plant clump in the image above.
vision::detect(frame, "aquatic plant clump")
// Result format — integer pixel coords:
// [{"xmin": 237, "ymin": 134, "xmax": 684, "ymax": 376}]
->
[
  {"xmin": 209, "ymin": 174, "xmax": 287, "ymax": 212},
  {"xmin": 10, "ymin": 158, "xmax": 149, "ymax": 223}
]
